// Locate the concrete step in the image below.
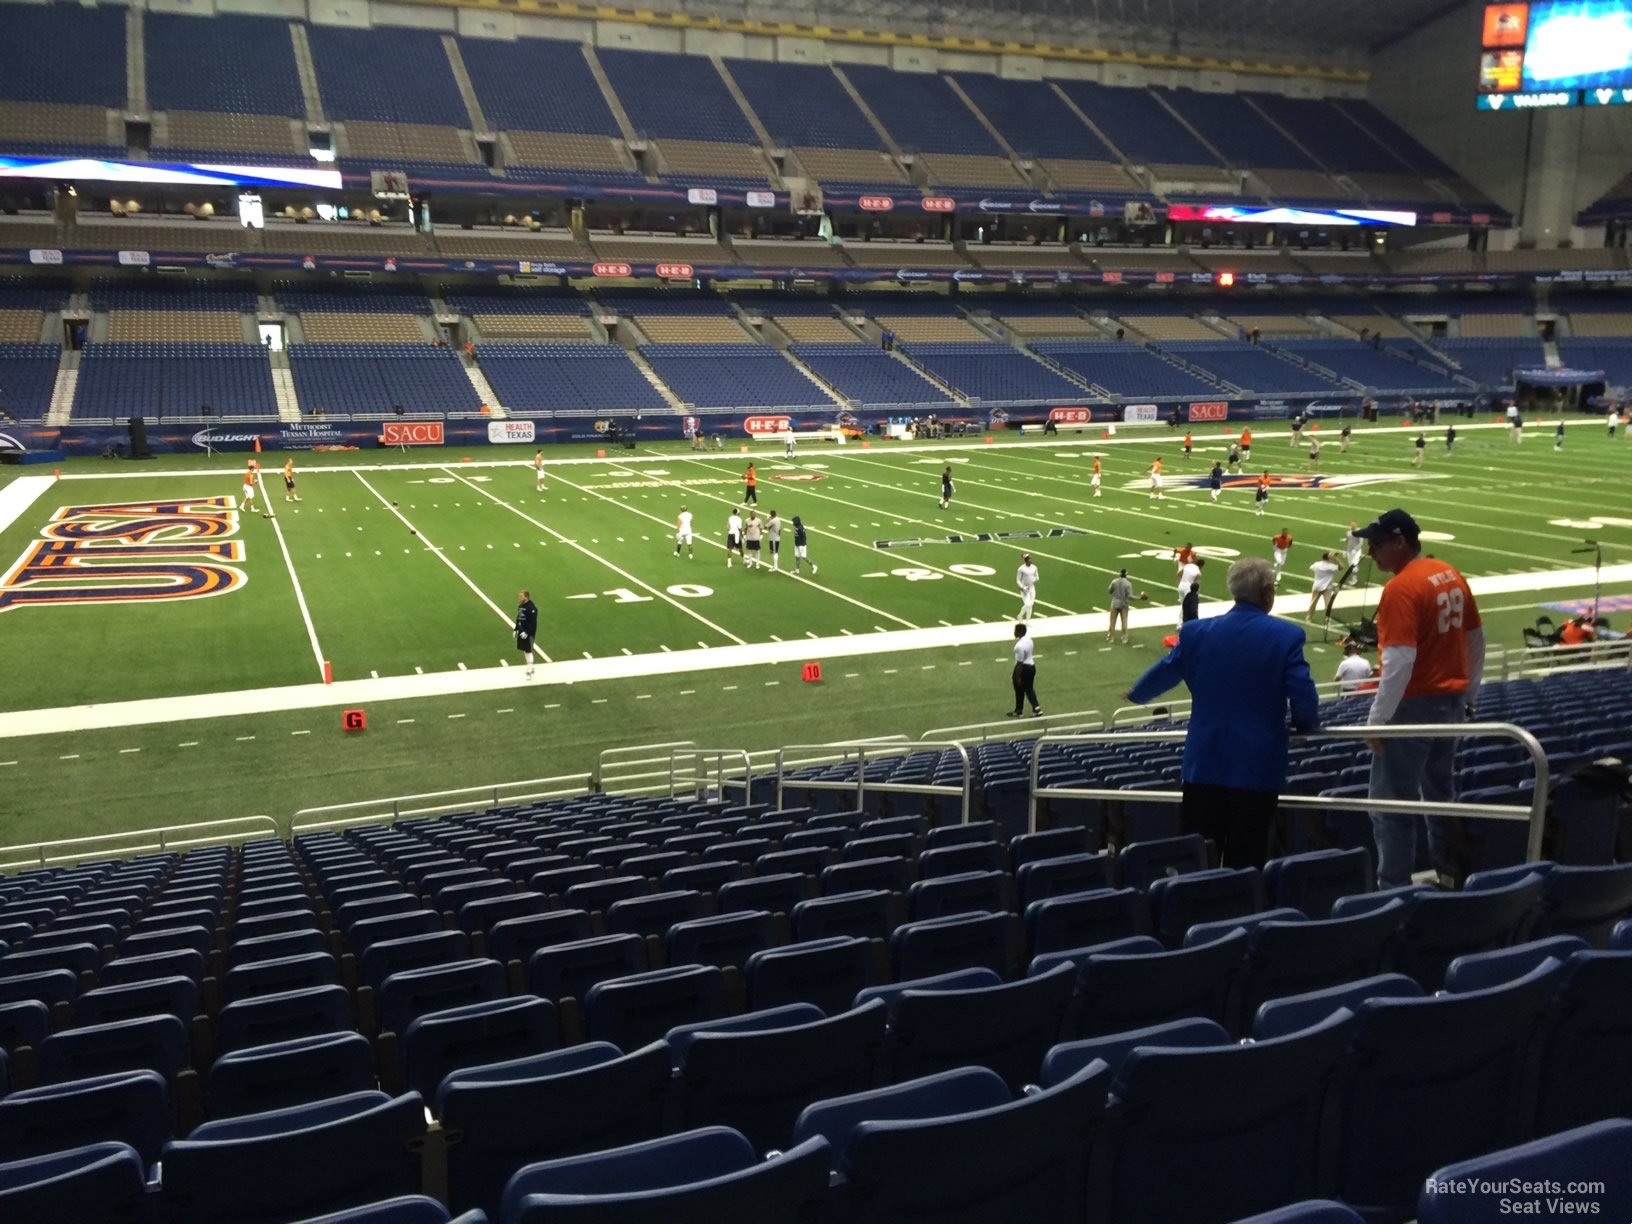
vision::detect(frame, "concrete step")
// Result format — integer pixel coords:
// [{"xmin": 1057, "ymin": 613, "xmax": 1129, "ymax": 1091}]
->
[
  {"xmin": 47, "ymin": 367, "xmax": 78, "ymax": 425},
  {"xmin": 465, "ymin": 364, "xmax": 503, "ymax": 416}
]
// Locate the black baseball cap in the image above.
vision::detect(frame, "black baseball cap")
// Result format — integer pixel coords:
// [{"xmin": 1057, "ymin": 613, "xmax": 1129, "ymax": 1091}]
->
[{"xmin": 1353, "ymin": 509, "xmax": 1421, "ymax": 542}]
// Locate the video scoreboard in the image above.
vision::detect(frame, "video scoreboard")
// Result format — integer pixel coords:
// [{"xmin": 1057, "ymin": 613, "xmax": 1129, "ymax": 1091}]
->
[{"xmin": 1477, "ymin": 1, "xmax": 1632, "ymax": 109}]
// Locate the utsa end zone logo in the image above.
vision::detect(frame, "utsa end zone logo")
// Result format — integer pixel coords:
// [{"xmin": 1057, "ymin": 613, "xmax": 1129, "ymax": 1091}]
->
[
  {"xmin": 0, "ymin": 497, "xmax": 247, "ymax": 614},
  {"xmin": 1118, "ymin": 473, "xmax": 1449, "ymax": 493}
]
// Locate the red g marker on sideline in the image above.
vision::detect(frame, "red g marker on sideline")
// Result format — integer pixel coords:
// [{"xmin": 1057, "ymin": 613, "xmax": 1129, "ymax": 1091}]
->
[{"xmin": 342, "ymin": 709, "xmax": 367, "ymax": 732}]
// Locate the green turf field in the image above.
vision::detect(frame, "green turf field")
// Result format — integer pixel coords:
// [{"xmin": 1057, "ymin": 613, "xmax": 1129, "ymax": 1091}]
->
[{"xmin": 2, "ymin": 415, "xmax": 1630, "ymax": 848}]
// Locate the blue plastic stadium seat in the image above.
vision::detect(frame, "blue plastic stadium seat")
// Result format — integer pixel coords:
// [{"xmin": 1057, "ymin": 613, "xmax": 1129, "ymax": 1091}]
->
[
  {"xmin": 487, "ymin": 910, "xmax": 593, "ymax": 968},
  {"xmin": 1250, "ymin": 973, "xmax": 1424, "ymax": 1042},
  {"xmin": 1087, "ymin": 1013, "xmax": 1353, "ymax": 1224},
  {"xmin": 907, "ymin": 870, "xmax": 1012, "ymax": 922},
  {"xmin": 527, "ymin": 934, "xmax": 647, "ymax": 1004},
  {"xmin": 38, "ymin": 1014, "xmax": 189, "ymax": 1086},
  {"xmin": 1016, "ymin": 852, "xmax": 1116, "ymax": 906},
  {"xmin": 1467, "ymin": 862, "xmax": 1632, "ymax": 947},
  {"xmin": 0, "ymin": 1000, "xmax": 50, "ymax": 1055},
  {"xmin": 821, "ymin": 856, "xmax": 912, "ymax": 896},
  {"xmin": 667, "ymin": 1000, "xmax": 886, "ymax": 1151},
  {"xmin": 1383, "ymin": 876, "xmax": 1545, "ymax": 989},
  {"xmin": 1118, "ymin": 834, "xmax": 1209, "ymax": 890},
  {"xmin": 890, "ymin": 911, "xmax": 1014, "ymax": 980},
  {"xmin": 1262, "ymin": 848, "xmax": 1374, "ymax": 918},
  {"xmin": 1443, "ymin": 935, "xmax": 1587, "ymax": 993},
  {"xmin": 584, "ymin": 965, "xmax": 724, "ymax": 1051},
  {"xmin": 1417, "ymin": 1120, "xmax": 1632, "ymax": 1224},
  {"xmin": 1523, "ymin": 949, "xmax": 1632, "ymax": 1136},
  {"xmin": 0, "ymin": 1142, "xmax": 150, "ymax": 1224},
  {"xmin": 1026, "ymin": 887, "xmax": 1153, "ymax": 958},
  {"xmin": 499, "ymin": 1125, "xmax": 830, "ymax": 1223},
  {"xmin": 222, "ymin": 952, "xmax": 339, "ymax": 1006},
  {"xmin": 605, "ymin": 891, "xmax": 708, "ymax": 940},
  {"xmin": 1040, "ymin": 1016, "xmax": 1230, "ymax": 1085},
  {"xmin": 215, "ymin": 984, "xmax": 353, "ymax": 1055},
  {"xmin": 207, "ymin": 1031, "xmax": 376, "ymax": 1120},
  {"xmin": 0, "ymin": 1069, "xmax": 170, "ymax": 1163},
  {"xmin": 1148, "ymin": 867, "xmax": 1264, "ymax": 946},
  {"xmin": 746, "ymin": 936, "xmax": 873, "ymax": 1016},
  {"xmin": 792, "ymin": 1060, "xmax": 1108, "ymax": 1224},
  {"xmin": 1070, "ymin": 928, "xmax": 1247, "ymax": 1037},
  {"xmin": 437, "ymin": 1043, "xmax": 670, "ymax": 1217},
  {"xmin": 664, "ymin": 911, "xmax": 776, "ymax": 971},
  {"xmin": 1319, "ymin": 961, "xmax": 1565, "ymax": 1221},
  {"xmin": 159, "ymin": 1091, "xmax": 428, "ymax": 1224},
  {"xmin": 228, "ymin": 931, "xmax": 328, "ymax": 972},
  {"xmin": 287, "ymin": 1194, "xmax": 459, "ymax": 1223},
  {"xmin": 403, "ymin": 995, "xmax": 557, "ymax": 1103},
  {"xmin": 75, "ymin": 975, "xmax": 198, "ymax": 1028},
  {"xmin": 1230, "ymin": 1204, "xmax": 1365, "ymax": 1224},
  {"xmin": 790, "ymin": 889, "xmax": 894, "ymax": 944}
]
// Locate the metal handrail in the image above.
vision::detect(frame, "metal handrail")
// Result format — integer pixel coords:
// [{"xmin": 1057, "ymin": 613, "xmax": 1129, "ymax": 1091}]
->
[
  {"xmin": 0, "ymin": 816, "xmax": 280, "ymax": 874},
  {"xmin": 920, "ymin": 709, "xmax": 1107, "ymax": 745},
  {"xmin": 1025, "ymin": 722, "xmax": 1550, "ymax": 862},
  {"xmin": 289, "ymin": 774, "xmax": 591, "ymax": 837},
  {"xmin": 666, "ymin": 748, "xmax": 755, "ymax": 802},
  {"xmin": 1506, "ymin": 638, "xmax": 1632, "ymax": 678},
  {"xmin": 595, "ymin": 741, "xmax": 698, "ymax": 796},
  {"xmin": 776, "ymin": 739, "xmax": 973, "ymax": 825}
]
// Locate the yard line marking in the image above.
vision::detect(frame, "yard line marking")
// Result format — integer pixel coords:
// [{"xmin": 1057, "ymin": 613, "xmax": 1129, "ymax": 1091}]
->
[
  {"xmin": 958, "ymin": 660, "xmax": 973, "ymax": 666},
  {"xmin": 770, "ymin": 634, "xmax": 784, "ymax": 642},
  {"xmin": 443, "ymin": 468, "xmax": 746, "ymax": 646},
  {"xmin": 448, "ymin": 713, "xmax": 466, "ymax": 719},
  {"xmin": 921, "ymin": 664, "xmax": 936, "ymax": 670},
  {"xmin": 0, "ymin": 761, "xmax": 14, "ymax": 767},
  {"xmin": 291, "ymin": 730, "xmax": 311, "ymax": 736},
  {"xmin": 457, "ymin": 662, "xmax": 467, "ymax": 671},
  {"xmin": 806, "ymin": 631, "xmax": 818, "ymax": 639},
  {"xmin": 659, "ymin": 644, "xmax": 672, "ymax": 652},
  {"xmin": 844, "ymin": 673, "xmax": 859, "ymax": 678},
  {"xmin": 592, "ymin": 698, "xmax": 609, "ymax": 704},
  {"xmin": 697, "ymin": 641, "xmax": 710, "ymax": 649},
  {"xmin": 723, "ymin": 684, "xmax": 739, "ymax": 691},
  {"xmin": 765, "ymin": 680, "xmax": 781, "ymax": 686},
  {"xmin": 257, "ymin": 472, "xmax": 327, "ymax": 681},
  {"xmin": 543, "ymin": 465, "xmax": 918, "ymax": 630},
  {"xmin": 582, "ymin": 651, "xmax": 594, "ymax": 660},
  {"xmin": 178, "ymin": 742, "xmax": 198, "ymax": 748},
  {"xmin": 235, "ymin": 735, "xmax": 255, "ymax": 742},
  {"xmin": 497, "ymin": 708, "xmax": 514, "ymax": 714},
  {"xmin": 415, "ymin": 666, "xmax": 424, "ymax": 675},
  {"xmin": 59, "ymin": 753, "xmax": 79, "ymax": 760},
  {"xmin": 119, "ymin": 747, "xmax": 140, "ymax": 754},
  {"xmin": 621, "ymin": 648, "xmax": 634, "ymax": 656},
  {"xmin": 680, "ymin": 690, "xmax": 696, "ymax": 695},
  {"xmin": 397, "ymin": 718, "xmax": 415, "ymax": 724},
  {"xmin": 883, "ymin": 668, "xmax": 899, "ymax": 674},
  {"xmin": 545, "ymin": 703, "xmax": 562, "ymax": 709},
  {"xmin": 636, "ymin": 693, "xmax": 653, "ymax": 699},
  {"xmin": 354, "ymin": 471, "xmax": 554, "ymax": 665}
]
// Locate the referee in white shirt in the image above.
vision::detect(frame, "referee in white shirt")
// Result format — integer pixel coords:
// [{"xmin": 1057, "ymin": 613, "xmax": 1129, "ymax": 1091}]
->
[
  {"xmin": 1016, "ymin": 554, "xmax": 1039, "ymax": 621},
  {"xmin": 1008, "ymin": 623, "xmax": 1042, "ymax": 718}
]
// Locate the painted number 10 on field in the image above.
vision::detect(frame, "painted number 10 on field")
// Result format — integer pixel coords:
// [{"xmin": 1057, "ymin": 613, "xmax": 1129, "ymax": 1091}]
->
[{"xmin": 567, "ymin": 585, "xmax": 715, "ymax": 603}]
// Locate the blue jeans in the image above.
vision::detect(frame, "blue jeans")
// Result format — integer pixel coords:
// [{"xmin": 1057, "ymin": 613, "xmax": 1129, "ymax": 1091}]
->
[{"xmin": 1368, "ymin": 693, "xmax": 1465, "ymax": 888}]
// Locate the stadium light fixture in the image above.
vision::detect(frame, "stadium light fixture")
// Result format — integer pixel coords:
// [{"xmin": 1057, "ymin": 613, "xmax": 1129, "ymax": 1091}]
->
[{"xmin": 1216, "ymin": 271, "xmax": 1235, "ymax": 287}]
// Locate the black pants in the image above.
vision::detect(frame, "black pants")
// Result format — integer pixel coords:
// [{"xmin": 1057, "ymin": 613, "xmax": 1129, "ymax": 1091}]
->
[
  {"xmin": 1181, "ymin": 782, "xmax": 1278, "ymax": 869},
  {"xmin": 1011, "ymin": 663, "xmax": 1039, "ymax": 715},
  {"xmin": 743, "ymin": 487, "xmax": 757, "ymax": 503}
]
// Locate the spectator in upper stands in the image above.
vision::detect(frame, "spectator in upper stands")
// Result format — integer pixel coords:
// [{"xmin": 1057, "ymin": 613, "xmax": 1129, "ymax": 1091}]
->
[
  {"xmin": 1356, "ymin": 508, "xmax": 1485, "ymax": 889},
  {"xmin": 1126, "ymin": 556, "xmax": 1319, "ymax": 868}
]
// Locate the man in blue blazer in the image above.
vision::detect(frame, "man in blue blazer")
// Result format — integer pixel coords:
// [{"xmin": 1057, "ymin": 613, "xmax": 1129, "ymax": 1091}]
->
[{"xmin": 1127, "ymin": 555, "xmax": 1320, "ymax": 867}]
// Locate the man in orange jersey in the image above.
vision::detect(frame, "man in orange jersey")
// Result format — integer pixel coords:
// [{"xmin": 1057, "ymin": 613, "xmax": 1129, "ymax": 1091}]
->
[
  {"xmin": 1271, "ymin": 528, "xmax": 1293, "ymax": 583},
  {"xmin": 1240, "ymin": 427, "xmax": 1253, "ymax": 462},
  {"xmin": 1090, "ymin": 455, "xmax": 1102, "ymax": 499},
  {"xmin": 1148, "ymin": 456, "xmax": 1165, "ymax": 501},
  {"xmin": 240, "ymin": 460, "xmax": 260, "ymax": 516},
  {"xmin": 1174, "ymin": 542, "xmax": 1197, "ymax": 574},
  {"xmin": 1559, "ymin": 616, "xmax": 1595, "ymax": 646},
  {"xmin": 743, "ymin": 463, "xmax": 758, "ymax": 505},
  {"xmin": 1183, "ymin": 431, "xmax": 1193, "ymax": 460},
  {"xmin": 1356, "ymin": 508, "xmax": 1485, "ymax": 887},
  {"xmin": 1254, "ymin": 470, "xmax": 1270, "ymax": 516}
]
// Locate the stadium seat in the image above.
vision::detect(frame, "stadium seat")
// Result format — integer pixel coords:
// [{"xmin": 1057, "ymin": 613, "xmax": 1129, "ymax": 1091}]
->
[
  {"xmin": 874, "ymin": 962, "xmax": 1073, "ymax": 1089},
  {"xmin": 498, "ymin": 1125, "xmax": 831, "ymax": 1224},
  {"xmin": 1230, "ymin": 1204, "xmax": 1365, "ymax": 1224},
  {"xmin": 1016, "ymin": 852, "xmax": 1116, "ymax": 906},
  {"xmin": 378, "ymin": 958, "xmax": 506, "ymax": 1037},
  {"xmin": 584, "ymin": 965, "xmax": 725, "ymax": 1050},
  {"xmin": 1118, "ymin": 835, "xmax": 1209, "ymax": 890},
  {"xmin": 792, "ymin": 1060, "xmax": 1108, "ymax": 1223},
  {"xmin": 38, "ymin": 1014, "xmax": 190, "ymax": 1085},
  {"xmin": 402, "ymin": 995, "xmax": 557, "ymax": 1102},
  {"xmin": 745, "ymin": 936, "xmax": 872, "ymax": 1016},
  {"xmin": 1225, "ymin": 901, "xmax": 1407, "ymax": 1035},
  {"xmin": 227, "ymin": 931, "xmax": 328, "ymax": 971},
  {"xmin": 1026, "ymin": 887, "xmax": 1153, "ymax": 957},
  {"xmin": 1040, "ymin": 1016, "xmax": 1230, "ymax": 1084},
  {"xmin": 890, "ymin": 911, "xmax": 1014, "ymax": 980},
  {"xmin": 1522, "ymin": 949, "xmax": 1632, "ymax": 1135},
  {"xmin": 718, "ymin": 872, "xmax": 818, "ymax": 917},
  {"xmin": 215, "ymin": 984, "xmax": 353, "ymax": 1055},
  {"xmin": 1088, "ymin": 1012, "xmax": 1351, "ymax": 1223},
  {"xmin": 0, "ymin": 1069, "xmax": 170, "ymax": 1163},
  {"xmin": 667, "ymin": 1000, "xmax": 887, "ymax": 1151},
  {"xmin": 158, "ymin": 1091, "xmax": 428, "ymax": 1224},
  {"xmin": 1008, "ymin": 827, "xmax": 1094, "ymax": 872},
  {"xmin": 206, "ymin": 1031, "xmax": 376, "ymax": 1119},
  {"xmin": 1380, "ymin": 876, "xmax": 1544, "ymax": 988},
  {"xmin": 0, "ymin": 999, "xmax": 50, "ymax": 1056},
  {"xmin": 908, "ymin": 869, "xmax": 1012, "ymax": 921},
  {"xmin": 222, "ymin": 953, "xmax": 340, "ymax": 1006},
  {"xmin": 1417, "ymin": 1120, "xmax": 1632, "ymax": 1224},
  {"xmin": 1070, "ymin": 927, "xmax": 1247, "ymax": 1037},
  {"xmin": 0, "ymin": 1141, "xmax": 150, "ymax": 1224},
  {"xmin": 1318, "ymin": 960, "xmax": 1565, "ymax": 1220},
  {"xmin": 791, "ymin": 890, "xmax": 895, "ymax": 943},
  {"xmin": 1442, "ymin": 935, "xmax": 1587, "ymax": 993},
  {"xmin": 75, "ymin": 975, "xmax": 198, "ymax": 1028},
  {"xmin": 1250, "ymin": 973, "xmax": 1424, "ymax": 1042},
  {"xmin": 1465, "ymin": 862, "xmax": 1632, "ymax": 947},
  {"xmin": 1148, "ymin": 867, "xmax": 1264, "ymax": 946},
  {"xmin": 604, "ymin": 891, "xmax": 708, "ymax": 940},
  {"xmin": 437, "ymin": 1042, "xmax": 671, "ymax": 1217},
  {"xmin": 821, "ymin": 856, "xmax": 912, "ymax": 897},
  {"xmin": 664, "ymin": 911, "xmax": 775, "ymax": 972},
  {"xmin": 528, "ymin": 935, "xmax": 647, "ymax": 1005},
  {"xmin": 1262, "ymin": 848, "xmax": 1373, "ymax": 918},
  {"xmin": 286, "ymin": 1195, "xmax": 461, "ymax": 1223},
  {"xmin": 487, "ymin": 910, "xmax": 593, "ymax": 968}
]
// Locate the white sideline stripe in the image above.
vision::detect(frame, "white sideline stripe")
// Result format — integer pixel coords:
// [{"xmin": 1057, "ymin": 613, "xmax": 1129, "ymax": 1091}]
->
[
  {"xmin": 3, "ymin": 560, "xmax": 1626, "ymax": 740},
  {"xmin": 440, "ymin": 468, "xmax": 746, "ymax": 647},
  {"xmin": 0, "ymin": 476, "xmax": 53, "ymax": 536},
  {"xmin": 44, "ymin": 419, "xmax": 1571, "ymax": 486},
  {"xmin": 259, "ymin": 473, "xmax": 326, "ymax": 681},
  {"xmin": 355, "ymin": 471, "xmax": 554, "ymax": 665}
]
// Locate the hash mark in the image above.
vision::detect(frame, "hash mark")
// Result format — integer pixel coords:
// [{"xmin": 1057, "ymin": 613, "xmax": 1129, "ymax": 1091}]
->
[
  {"xmin": 397, "ymin": 718, "xmax": 415, "ymax": 724},
  {"xmin": 496, "ymin": 708, "xmax": 514, "ymax": 714},
  {"xmin": 291, "ymin": 730, "xmax": 311, "ymax": 736},
  {"xmin": 59, "ymin": 753, "xmax": 79, "ymax": 760},
  {"xmin": 119, "ymin": 747, "xmax": 141, "ymax": 754},
  {"xmin": 179, "ymin": 742, "xmax": 198, "ymax": 748},
  {"xmin": 680, "ymin": 689, "xmax": 696, "ymax": 695},
  {"xmin": 448, "ymin": 713, "xmax": 466, "ymax": 720},
  {"xmin": 235, "ymin": 736, "xmax": 255, "ymax": 742}
]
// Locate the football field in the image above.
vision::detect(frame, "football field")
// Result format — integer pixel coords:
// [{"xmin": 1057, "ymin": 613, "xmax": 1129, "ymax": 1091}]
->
[{"xmin": 3, "ymin": 416, "xmax": 1630, "ymax": 845}]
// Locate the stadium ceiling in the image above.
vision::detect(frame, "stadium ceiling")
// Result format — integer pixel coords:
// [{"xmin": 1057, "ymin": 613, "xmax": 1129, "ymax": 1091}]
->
[{"xmin": 659, "ymin": 0, "xmax": 1461, "ymax": 67}]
